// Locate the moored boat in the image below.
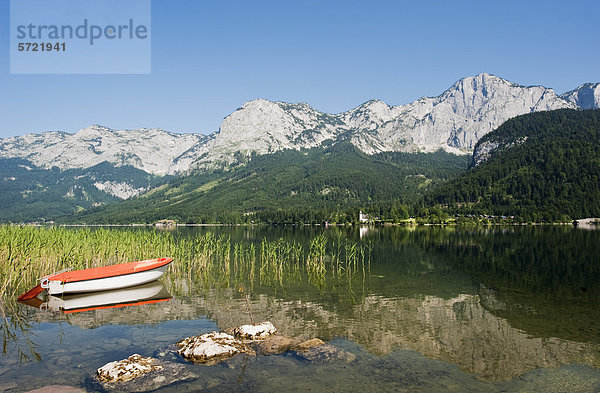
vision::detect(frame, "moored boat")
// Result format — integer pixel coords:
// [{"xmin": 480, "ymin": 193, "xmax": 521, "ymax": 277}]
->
[
  {"xmin": 17, "ymin": 257, "xmax": 172, "ymax": 300},
  {"xmin": 20, "ymin": 281, "xmax": 171, "ymax": 313}
]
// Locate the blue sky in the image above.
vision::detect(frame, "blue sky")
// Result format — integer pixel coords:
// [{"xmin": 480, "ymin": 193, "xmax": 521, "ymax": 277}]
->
[{"xmin": 1, "ymin": 0, "xmax": 599, "ymax": 138}]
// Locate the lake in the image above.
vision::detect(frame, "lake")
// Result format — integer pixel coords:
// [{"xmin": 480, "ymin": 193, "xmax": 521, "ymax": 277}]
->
[{"xmin": 1, "ymin": 225, "xmax": 600, "ymax": 392}]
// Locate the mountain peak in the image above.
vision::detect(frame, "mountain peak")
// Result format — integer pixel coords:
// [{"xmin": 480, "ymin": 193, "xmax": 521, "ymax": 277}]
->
[
  {"xmin": 215, "ymin": 96, "xmax": 335, "ymax": 157},
  {"xmin": 471, "ymin": 72, "xmax": 506, "ymax": 81},
  {"xmin": 89, "ymin": 124, "xmax": 111, "ymax": 130},
  {"xmin": 357, "ymin": 99, "xmax": 387, "ymax": 108},
  {"xmin": 76, "ymin": 124, "xmax": 112, "ymax": 136},
  {"xmin": 240, "ymin": 98, "xmax": 318, "ymax": 113},
  {"xmin": 448, "ymin": 73, "xmax": 514, "ymax": 93},
  {"xmin": 240, "ymin": 98, "xmax": 275, "ymax": 108},
  {"xmin": 81, "ymin": 124, "xmax": 114, "ymax": 133},
  {"xmin": 561, "ymin": 83, "xmax": 600, "ymax": 109},
  {"xmin": 348, "ymin": 99, "xmax": 394, "ymax": 124}
]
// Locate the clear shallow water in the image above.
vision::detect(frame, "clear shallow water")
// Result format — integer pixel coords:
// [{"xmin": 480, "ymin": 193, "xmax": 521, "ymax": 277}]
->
[{"xmin": 2, "ymin": 226, "xmax": 600, "ymax": 392}]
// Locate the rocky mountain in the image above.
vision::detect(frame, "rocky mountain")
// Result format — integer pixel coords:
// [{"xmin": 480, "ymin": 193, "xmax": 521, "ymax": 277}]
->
[
  {"xmin": 0, "ymin": 126, "xmax": 212, "ymax": 176},
  {"xmin": 561, "ymin": 82, "xmax": 600, "ymax": 110},
  {"xmin": 187, "ymin": 73, "xmax": 582, "ymax": 166},
  {"xmin": 2, "ymin": 73, "xmax": 595, "ymax": 178}
]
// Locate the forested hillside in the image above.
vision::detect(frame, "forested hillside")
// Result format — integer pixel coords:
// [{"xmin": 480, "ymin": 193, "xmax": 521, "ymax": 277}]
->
[
  {"xmin": 74, "ymin": 143, "xmax": 469, "ymax": 224},
  {"xmin": 425, "ymin": 109, "xmax": 600, "ymax": 221},
  {"xmin": 0, "ymin": 159, "xmax": 161, "ymax": 222}
]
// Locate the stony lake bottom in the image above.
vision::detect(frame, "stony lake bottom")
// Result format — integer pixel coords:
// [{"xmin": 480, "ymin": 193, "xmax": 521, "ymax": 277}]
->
[{"xmin": 1, "ymin": 225, "xmax": 600, "ymax": 392}]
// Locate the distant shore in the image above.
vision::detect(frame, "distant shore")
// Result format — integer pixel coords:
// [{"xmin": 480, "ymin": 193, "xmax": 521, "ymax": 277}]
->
[{"xmin": 6, "ymin": 220, "xmax": 596, "ymax": 228}]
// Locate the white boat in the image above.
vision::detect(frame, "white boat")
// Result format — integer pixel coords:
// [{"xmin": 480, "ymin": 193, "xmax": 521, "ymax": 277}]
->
[
  {"xmin": 39, "ymin": 281, "xmax": 171, "ymax": 313},
  {"xmin": 18, "ymin": 257, "xmax": 172, "ymax": 300}
]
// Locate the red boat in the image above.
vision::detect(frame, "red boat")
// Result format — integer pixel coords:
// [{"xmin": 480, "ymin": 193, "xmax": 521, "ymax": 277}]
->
[
  {"xmin": 18, "ymin": 257, "xmax": 172, "ymax": 301},
  {"xmin": 20, "ymin": 281, "xmax": 171, "ymax": 314}
]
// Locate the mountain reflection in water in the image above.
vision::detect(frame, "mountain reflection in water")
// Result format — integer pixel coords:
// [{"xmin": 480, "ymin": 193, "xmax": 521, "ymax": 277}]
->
[{"xmin": 1, "ymin": 226, "xmax": 599, "ymax": 390}]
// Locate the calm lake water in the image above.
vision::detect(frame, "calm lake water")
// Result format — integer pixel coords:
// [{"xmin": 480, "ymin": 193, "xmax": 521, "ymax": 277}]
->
[{"xmin": 2, "ymin": 226, "xmax": 600, "ymax": 392}]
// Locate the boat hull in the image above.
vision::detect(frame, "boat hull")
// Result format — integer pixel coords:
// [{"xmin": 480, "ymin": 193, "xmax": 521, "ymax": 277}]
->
[
  {"xmin": 17, "ymin": 257, "xmax": 173, "ymax": 301},
  {"xmin": 41, "ymin": 281, "xmax": 170, "ymax": 312},
  {"xmin": 45, "ymin": 264, "xmax": 169, "ymax": 295}
]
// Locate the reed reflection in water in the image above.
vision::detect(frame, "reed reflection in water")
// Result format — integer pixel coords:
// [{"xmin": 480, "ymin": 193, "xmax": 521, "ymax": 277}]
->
[{"xmin": 0, "ymin": 226, "xmax": 599, "ymax": 391}]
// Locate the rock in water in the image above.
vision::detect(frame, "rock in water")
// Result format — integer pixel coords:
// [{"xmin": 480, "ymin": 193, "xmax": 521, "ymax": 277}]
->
[
  {"xmin": 293, "ymin": 339, "xmax": 356, "ymax": 363},
  {"xmin": 232, "ymin": 321, "xmax": 277, "ymax": 339},
  {"xmin": 294, "ymin": 338, "xmax": 325, "ymax": 351},
  {"xmin": 176, "ymin": 332, "xmax": 253, "ymax": 364},
  {"xmin": 89, "ymin": 359, "xmax": 196, "ymax": 393},
  {"xmin": 256, "ymin": 335, "xmax": 299, "ymax": 355},
  {"xmin": 298, "ymin": 344, "xmax": 356, "ymax": 363},
  {"xmin": 96, "ymin": 354, "xmax": 163, "ymax": 383},
  {"xmin": 25, "ymin": 386, "xmax": 86, "ymax": 393}
]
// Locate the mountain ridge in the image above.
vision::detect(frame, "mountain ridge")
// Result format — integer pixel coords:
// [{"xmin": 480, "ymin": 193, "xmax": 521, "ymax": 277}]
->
[
  {"xmin": 561, "ymin": 83, "xmax": 600, "ymax": 109},
  {"xmin": 2, "ymin": 73, "xmax": 597, "ymax": 177}
]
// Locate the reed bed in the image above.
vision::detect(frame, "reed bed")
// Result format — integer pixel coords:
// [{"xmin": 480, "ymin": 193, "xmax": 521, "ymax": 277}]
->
[{"xmin": 0, "ymin": 226, "xmax": 371, "ymax": 301}]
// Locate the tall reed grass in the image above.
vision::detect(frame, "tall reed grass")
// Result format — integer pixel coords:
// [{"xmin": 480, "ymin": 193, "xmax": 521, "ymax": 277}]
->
[
  {"xmin": 0, "ymin": 226, "xmax": 371, "ymax": 301},
  {"xmin": 0, "ymin": 225, "xmax": 373, "ymax": 365}
]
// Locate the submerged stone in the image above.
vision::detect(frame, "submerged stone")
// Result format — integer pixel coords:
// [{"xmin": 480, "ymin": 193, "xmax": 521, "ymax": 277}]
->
[
  {"xmin": 294, "ymin": 338, "xmax": 325, "ymax": 351},
  {"xmin": 255, "ymin": 335, "xmax": 299, "ymax": 355},
  {"xmin": 232, "ymin": 321, "xmax": 277, "ymax": 339},
  {"xmin": 25, "ymin": 386, "xmax": 86, "ymax": 393},
  {"xmin": 96, "ymin": 354, "xmax": 163, "ymax": 383},
  {"xmin": 176, "ymin": 331, "xmax": 253, "ymax": 364},
  {"xmin": 89, "ymin": 359, "xmax": 196, "ymax": 393},
  {"xmin": 291, "ymin": 339, "xmax": 356, "ymax": 363}
]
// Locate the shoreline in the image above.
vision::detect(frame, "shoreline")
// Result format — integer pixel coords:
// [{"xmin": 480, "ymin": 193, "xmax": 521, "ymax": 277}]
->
[{"xmin": 4, "ymin": 221, "xmax": 592, "ymax": 228}]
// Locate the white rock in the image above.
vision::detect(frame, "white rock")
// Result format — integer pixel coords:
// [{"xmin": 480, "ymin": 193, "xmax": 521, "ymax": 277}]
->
[
  {"xmin": 176, "ymin": 331, "xmax": 251, "ymax": 364},
  {"xmin": 473, "ymin": 136, "xmax": 528, "ymax": 165},
  {"xmin": 93, "ymin": 181, "xmax": 147, "ymax": 200},
  {"xmin": 92, "ymin": 359, "xmax": 195, "ymax": 392},
  {"xmin": 473, "ymin": 141, "xmax": 500, "ymax": 165},
  {"xmin": 232, "ymin": 321, "xmax": 277, "ymax": 339},
  {"xmin": 96, "ymin": 354, "xmax": 163, "ymax": 383}
]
